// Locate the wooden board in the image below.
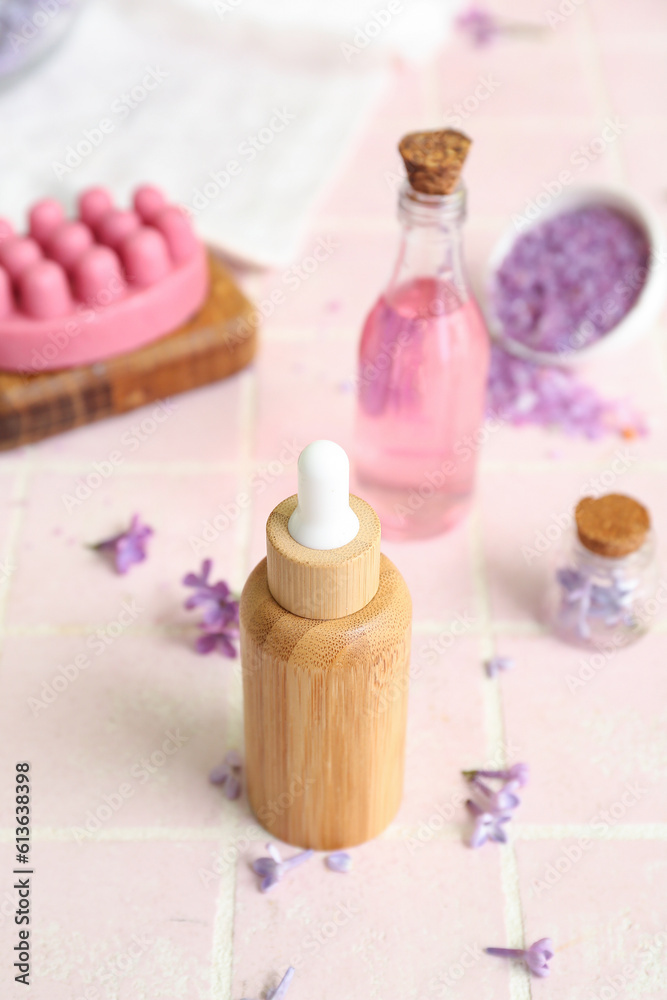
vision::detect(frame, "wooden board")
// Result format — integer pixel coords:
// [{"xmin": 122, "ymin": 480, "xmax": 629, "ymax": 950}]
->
[{"xmin": 0, "ymin": 253, "xmax": 257, "ymax": 451}]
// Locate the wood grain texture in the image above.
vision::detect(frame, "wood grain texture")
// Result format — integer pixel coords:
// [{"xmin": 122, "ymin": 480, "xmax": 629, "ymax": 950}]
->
[
  {"xmin": 266, "ymin": 494, "xmax": 381, "ymax": 620},
  {"xmin": 241, "ymin": 552, "xmax": 412, "ymax": 849},
  {"xmin": 0, "ymin": 252, "xmax": 257, "ymax": 450}
]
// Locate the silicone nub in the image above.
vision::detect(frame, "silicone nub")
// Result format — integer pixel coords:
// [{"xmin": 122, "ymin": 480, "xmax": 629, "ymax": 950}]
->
[
  {"xmin": 121, "ymin": 227, "xmax": 170, "ymax": 286},
  {"xmin": 154, "ymin": 206, "xmax": 198, "ymax": 262},
  {"xmin": 96, "ymin": 209, "xmax": 140, "ymax": 249},
  {"xmin": 78, "ymin": 188, "xmax": 113, "ymax": 228},
  {"xmin": 133, "ymin": 185, "xmax": 167, "ymax": 223},
  {"xmin": 19, "ymin": 260, "xmax": 73, "ymax": 319},
  {"xmin": 0, "ymin": 219, "xmax": 15, "ymax": 246},
  {"xmin": 287, "ymin": 440, "xmax": 360, "ymax": 550},
  {"xmin": 47, "ymin": 222, "xmax": 93, "ymax": 270},
  {"xmin": 0, "ymin": 268, "xmax": 12, "ymax": 318},
  {"xmin": 0, "ymin": 238, "xmax": 42, "ymax": 280},
  {"xmin": 72, "ymin": 246, "xmax": 125, "ymax": 305},
  {"xmin": 29, "ymin": 199, "xmax": 65, "ymax": 246}
]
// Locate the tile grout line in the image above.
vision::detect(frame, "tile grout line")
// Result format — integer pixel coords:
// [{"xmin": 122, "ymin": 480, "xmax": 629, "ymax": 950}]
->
[
  {"xmin": 469, "ymin": 502, "xmax": 531, "ymax": 1000},
  {"xmin": 210, "ymin": 859, "xmax": 238, "ymax": 1000},
  {"xmin": 2, "ymin": 821, "xmax": 667, "ymax": 843},
  {"xmin": 214, "ymin": 365, "xmax": 257, "ymax": 996}
]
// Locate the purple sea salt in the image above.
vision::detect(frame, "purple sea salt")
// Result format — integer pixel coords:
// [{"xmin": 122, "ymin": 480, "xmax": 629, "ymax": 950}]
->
[
  {"xmin": 487, "ymin": 343, "xmax": 647, "ymax": 440},
  {"xmin": 491, "ymin": 206, "xmax": 650, "ymax": 357}
]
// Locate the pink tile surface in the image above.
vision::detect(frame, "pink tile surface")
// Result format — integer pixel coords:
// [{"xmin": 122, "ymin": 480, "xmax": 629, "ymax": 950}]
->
[
  {"xmin": 0, "ymin": 840, "xmax": 219, "ymax": 999},
  {"xmin": 233, "ymin": 840, "xmax": 509, "ymax": 1000},
  {"xmin": 516, "ymin": 840, "xmax": 667, "ymax": 999},
  {"xmin": 0, "ymin": 633, "xmax": 241, "ymax": 829},
  {"xmin": 498, "ymin": 633, "xmax": 667, "ymax": 823},
  {"xmin": 2, "ymin": 4, "xmax": 667, "ymax": 997}
]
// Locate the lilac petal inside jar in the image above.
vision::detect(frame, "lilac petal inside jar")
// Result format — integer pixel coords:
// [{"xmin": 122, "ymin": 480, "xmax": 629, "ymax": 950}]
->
[{"xmin": 490, "ymin": 206, "xmax": 650, "ymax": 357}]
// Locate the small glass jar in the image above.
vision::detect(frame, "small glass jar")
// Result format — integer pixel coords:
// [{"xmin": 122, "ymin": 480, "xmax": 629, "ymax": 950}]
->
[{"xmin": 546, "ymin": 493, "xmax": 660, "ymax": 649}]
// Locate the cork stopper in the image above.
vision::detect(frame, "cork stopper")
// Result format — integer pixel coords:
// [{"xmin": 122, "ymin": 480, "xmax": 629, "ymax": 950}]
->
[
  {"xmin": 398, "ymin": 129, "xmax": 472, "ymax": 195},
  {"xmin": 266, "ymin": 494, "xmax": 381, "ymax": 619},
  {"xmin": 575, "ymin": 493, "xmax": 650, "ymax": 558}
]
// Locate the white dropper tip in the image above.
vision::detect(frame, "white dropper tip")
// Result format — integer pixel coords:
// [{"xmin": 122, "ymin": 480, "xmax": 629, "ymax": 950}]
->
[{"xmin": 288, "ymin": 440, "xmax": 360, "ymax": 550}]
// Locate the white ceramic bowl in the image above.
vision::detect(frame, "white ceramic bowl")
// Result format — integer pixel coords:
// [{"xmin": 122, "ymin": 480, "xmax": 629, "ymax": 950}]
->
[{"xmin": 485, "ymin": 185, "xmax": 667, "ymax": 367}]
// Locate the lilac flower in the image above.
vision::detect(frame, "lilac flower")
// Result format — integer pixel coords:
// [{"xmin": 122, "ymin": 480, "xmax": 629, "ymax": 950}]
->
[
  {"xmin": 464, "ymin": 763, "xmax": 530, "ymax": 788},
  {"xmin": 241, "ymin": 967, "xmax": 295, "ymax": 1000},
  {"xmin": 252, "ymin": 843, "xmax": 313, "ymax": 893},
  {"xmin": 466, "ymin": 799, "xmax": 511, "ymax": 847},
  {"xmin": 92, "ymin": 514, "xmax": 153, "ymax": 574},
  {"xmin": 456, "ymin": 5, "xmax": 547, "ymax": 48},
  {"xmin": 556, "ymin": 563, "xmax": 639, "ymax": 641},
  {"xmin": 456, "ymin": 6, "xmax": 499, "ymax": 46},
  {"xmin": 183, "ymin": 559, "xmax": 240, "ymax": 657},
  {"xmin": 486, "ymin": 938, "xmax": 554, "ymax": 977},
  {"xmin": 209, "ymin": 750, "xmax": 242, "ymax": 800},
  {"xmin": 485, "ymin": 655, "xmax": 515, "ymax": 677},
  {"xmin": 471, "ymin": 776, "xmax": 521, "ymax": 812},
  {"xmin": 326, "ymin": 851, "xmax": 352, "ymax": 873}
]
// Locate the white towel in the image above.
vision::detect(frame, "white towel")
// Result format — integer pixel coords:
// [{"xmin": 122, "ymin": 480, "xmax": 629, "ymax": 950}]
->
[{"xmin": 1, "ymin": 0, "xmax": 460, "ymax": 267}]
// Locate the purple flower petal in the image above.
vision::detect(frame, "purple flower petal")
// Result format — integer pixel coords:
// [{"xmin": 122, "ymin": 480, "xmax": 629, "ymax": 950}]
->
[
  {"xmin": 266, "ymin": 967, "xmax": 295, "ymax": 999},
  {"xmin": 223, "ymin": 774, "xmax": 241, "ymax": 800},
  {"xmin": 195, "ymin": 632, "xmax": 219, "ymax": 655},
  {"xmin": 485, "ymin": 655, "xmax": 515, "ymax": 677},
  {"xmin": 326, "ymin": 851, "xmax": 352, "ymax": 873},
  {"xmin": 92, "ymin": 515, "xmax": 153, "ymax": 575},
  {"xmin": 487, "ymin": 939, "xmax": 554, "ymax": 978},
  {"xmin": 183, "ymin": 560, "xmax": 239, "ymax": 657},
  {"xmin": 209, "ymin": 764, "xmax": 230, "ymax": 785}
]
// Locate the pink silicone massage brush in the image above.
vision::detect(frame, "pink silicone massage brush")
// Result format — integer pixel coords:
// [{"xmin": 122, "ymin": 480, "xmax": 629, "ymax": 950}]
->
[{"xmin": 0, "ymin": 185, "xmax": 208, "ymax": 372}]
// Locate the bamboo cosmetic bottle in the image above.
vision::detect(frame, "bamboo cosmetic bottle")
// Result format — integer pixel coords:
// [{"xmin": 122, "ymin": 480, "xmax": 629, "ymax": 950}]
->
[{"xmin": 240, "ymin": 440, "xmax": 412, "ymax": 849}]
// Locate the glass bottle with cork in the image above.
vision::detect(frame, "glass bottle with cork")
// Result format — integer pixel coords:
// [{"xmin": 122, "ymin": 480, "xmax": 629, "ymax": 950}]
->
[
  {"xmin": 355, "ymin": 129, "xmax": 490, "ymax": 540},
  {"xmin": 546, "ymin": 492, "xmax": 660, "ymax": 648}
]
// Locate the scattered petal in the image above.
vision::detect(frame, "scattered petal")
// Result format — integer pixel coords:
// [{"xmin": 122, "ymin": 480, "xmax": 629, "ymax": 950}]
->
[
  {"xmin": 209, "ymin": 750, "xmax": 243, "ymax": 798},
  {"xmin": 486, "ymin": 938, "xmax": 554, "ymax": 978},
  {"xmin": 240, "ymin": 966, "xmax": 295, "ymax": 1000},
  {"xmin": 326, "ymin": 851, "xmax": 353, "ymax": 873},
  {"xmin": 251, "ymin": 844, "xmax": 313, "ymax": 893},
  {"xmin": 184, "ymin": 560, "xmax": 240, "ymax": 657},
  {"xmin": 456, "ymin": 6, "xmax": 500, "ymax": 46},
  {"xmin": 92, "ymin": 514, "xmax": 153, "ymax": 574},
  {"xmin": 485, "ymin": 655, "xmax": 515, "ymax": 677}
]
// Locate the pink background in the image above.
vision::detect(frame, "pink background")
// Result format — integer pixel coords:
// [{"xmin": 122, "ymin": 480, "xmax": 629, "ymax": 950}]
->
[{"xmin": 1, "ymin": 0, "xmax": 667, "ymax": 997}]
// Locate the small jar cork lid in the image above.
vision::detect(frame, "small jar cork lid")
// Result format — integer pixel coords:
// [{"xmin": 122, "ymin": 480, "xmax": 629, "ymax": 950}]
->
[
  {"xmin": 398, "ymin": 129, "xmax": 472, "ymax": 195},
  {"xmin": 575, "ymin": 493, "xmax": 651, "ymax": 558},
  {"xmin": 266, "ymin": 494, "xmax": 381, "ymax": 620}
]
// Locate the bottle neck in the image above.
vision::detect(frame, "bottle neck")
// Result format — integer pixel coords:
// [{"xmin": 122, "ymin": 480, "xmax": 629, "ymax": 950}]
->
[{"xmin": 387, "ymin": 182, "xmax": 469, "ymax": 306}]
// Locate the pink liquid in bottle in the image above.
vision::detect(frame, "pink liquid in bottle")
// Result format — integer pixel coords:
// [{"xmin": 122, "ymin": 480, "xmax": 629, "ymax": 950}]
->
[{"xmin": 356, "ymin": 276, "xmax": 490, "ymax": 540}]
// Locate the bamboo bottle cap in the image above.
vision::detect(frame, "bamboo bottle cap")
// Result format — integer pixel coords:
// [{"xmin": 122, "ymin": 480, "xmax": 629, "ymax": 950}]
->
[
  {"xmin": 265, "ymin": 441, "xmax": 380, "ymax": 619},
  {"xmin": 575, "ymin": 493, "xmax": 650, "ymax": 558}
]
